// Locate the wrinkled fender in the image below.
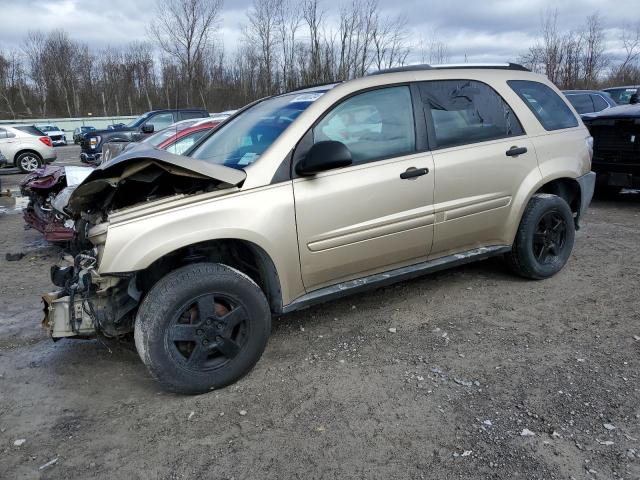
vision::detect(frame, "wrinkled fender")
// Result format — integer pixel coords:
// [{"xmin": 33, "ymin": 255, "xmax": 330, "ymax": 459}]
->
[{"xmin": 97, "ymin": 183, "xmax": 304, "ymax": 306}]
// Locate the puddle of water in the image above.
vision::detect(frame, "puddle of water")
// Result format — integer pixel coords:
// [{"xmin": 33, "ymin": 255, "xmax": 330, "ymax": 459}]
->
[{"xmin": 0, "ymin": 192, "xmax": 28, "ymax": 214}]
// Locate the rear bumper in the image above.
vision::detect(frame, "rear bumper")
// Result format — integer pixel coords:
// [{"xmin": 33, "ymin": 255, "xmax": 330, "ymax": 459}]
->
[{"xmin": 576, "ymin": 171, "xmax": 596, "ymax": 226}]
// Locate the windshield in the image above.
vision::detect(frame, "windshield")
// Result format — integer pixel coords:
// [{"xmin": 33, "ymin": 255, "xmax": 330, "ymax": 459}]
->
[
  {"xmin": 39, "ymin": 125, "xmax": 55, "ymax": 132},
  {"xmin": 605, "ymin": 87, "xmax": 638, "ymax": 105},
  {"xmin": 190, "ymin": 91, "xmax": 326, "ymax": 169}
]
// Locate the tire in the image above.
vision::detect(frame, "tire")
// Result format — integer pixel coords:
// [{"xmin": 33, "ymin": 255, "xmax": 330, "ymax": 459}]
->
[
  {"xmin": 134, "ymin": 262, "xmax": 271, "ymax": 394},
  {"xmin": 506, "ymin": 194, "xmax": 575, "ymax": 280},
  {"xmin": 16, "ymin": 152, "xmax": 42, "ymax": 173}
]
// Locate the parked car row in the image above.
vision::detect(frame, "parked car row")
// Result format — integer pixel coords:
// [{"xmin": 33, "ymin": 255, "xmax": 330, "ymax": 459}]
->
[
  {"xmin": 20, "ymin": 117, "xmax": 222, "ymax": 245},
  {"xmin": 78, "ymin": 108, "xmax": 210, "ymax": 163}
]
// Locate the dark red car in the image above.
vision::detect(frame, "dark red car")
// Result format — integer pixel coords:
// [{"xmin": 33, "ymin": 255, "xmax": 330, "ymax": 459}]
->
[
  {"xmin": 21, "ymin": 120, "xmax": 219, "ymax": 247},
  {"xmin": 148, "ymin": 120, "xmax": 219, "ymax": 153}
]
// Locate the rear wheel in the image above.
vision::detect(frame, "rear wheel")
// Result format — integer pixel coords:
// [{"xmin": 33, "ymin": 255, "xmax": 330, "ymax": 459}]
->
[
  {"xmin": 16, "ymin": 152, "xmax": 42, "ymax": 173},
  {"xmin": 506, "ymin": 194, "xmax": 575, "ymax": 279},
  {"xmin": 134, "ymin": 263, "xmax": 271, "ymax": 394}
]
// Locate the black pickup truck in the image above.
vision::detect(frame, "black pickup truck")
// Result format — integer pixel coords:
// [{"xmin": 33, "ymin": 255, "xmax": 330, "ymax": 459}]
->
[
  {"xmin": 80, "ymin": 109, "xmax": 209, "ymax": 163},
  {"xmin": 583, "ymin": 104, "xmax": 640, "ymax": 195}
]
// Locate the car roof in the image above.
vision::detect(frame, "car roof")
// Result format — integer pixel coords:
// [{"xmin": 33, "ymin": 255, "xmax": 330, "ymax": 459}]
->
[
  {"xmin": 603, "ymin": 85, "xmax": 640, "ymax": 90},
  {"xmin": 563, "ymin": 90, "xmax": 610, "ymax": 94}
]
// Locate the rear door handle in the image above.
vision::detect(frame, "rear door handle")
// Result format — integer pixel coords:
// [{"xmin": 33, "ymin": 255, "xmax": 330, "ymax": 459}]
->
[
  {"xmin": 400, "ymin": 167, "xmax": 429, "ymax": 179},
  {"xmin": 506, "ymin": 146, "xmax": 527, "ymax": 157}
]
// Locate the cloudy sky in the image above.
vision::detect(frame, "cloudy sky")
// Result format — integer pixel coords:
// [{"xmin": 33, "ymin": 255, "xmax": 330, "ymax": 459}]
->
[{"xmin": 0, "ymin": 0, "xmax": 636, "ymax": 64}]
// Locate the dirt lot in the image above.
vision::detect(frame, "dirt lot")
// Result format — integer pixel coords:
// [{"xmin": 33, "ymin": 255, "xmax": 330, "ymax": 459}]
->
[{"xmin": 0, "ymin": 146, "xmax": 639, "ymax": 479}]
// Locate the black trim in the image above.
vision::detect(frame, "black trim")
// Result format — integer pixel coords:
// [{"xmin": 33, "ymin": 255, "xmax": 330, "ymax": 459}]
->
[
  {"xmin": 282, "ymin": 245, "xmax": 511, "ymax": 313},
  {"xmin": 410, "ymin": 83, "xmax": 429, "ymax": 151},
  {"xmin": 271, "ymin": 150, "xmax": 293, "ymax": 184}
]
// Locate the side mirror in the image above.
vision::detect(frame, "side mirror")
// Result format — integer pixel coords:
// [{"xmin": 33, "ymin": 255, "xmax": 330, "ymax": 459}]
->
[
  {"xmin": 295, "ymin": 141, "xmax": 352, "ymax": 176},
  {"xmin": 630, "ymin": 93, "xmax": 639, "ymax": 105},
  {"xmin": 141, "ymin": 124, "xmax": 154, "ymax": 134}
]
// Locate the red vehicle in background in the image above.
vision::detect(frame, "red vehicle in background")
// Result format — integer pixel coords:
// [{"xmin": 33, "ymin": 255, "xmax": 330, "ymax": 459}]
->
[
  {"xmin": 20, "ymin": 118, "xmax": 221, "ymax": 248},
  {"xmin": 145, "ymin": 118, "xmax": 220, "ymax": 154}
]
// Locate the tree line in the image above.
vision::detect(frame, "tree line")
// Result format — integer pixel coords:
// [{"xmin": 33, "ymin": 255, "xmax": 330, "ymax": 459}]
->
[{"xmin": 0, "ymin": 1, "xmax": 639, "ymax": 120}]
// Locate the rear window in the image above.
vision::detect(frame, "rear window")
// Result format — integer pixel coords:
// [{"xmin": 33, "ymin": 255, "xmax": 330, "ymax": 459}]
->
[
  {"xmin": 15, "ymin": 125, "xmax": 45, "ymax": 136},
  {"xmin": 509, "ymin": 80, "xmax": 578, "ymax": 131}
]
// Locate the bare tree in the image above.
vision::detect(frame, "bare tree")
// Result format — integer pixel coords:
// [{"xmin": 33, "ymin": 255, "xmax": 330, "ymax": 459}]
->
[
  {"xmin": 149, "ymin": 0, "xmax": 223, "ymax": 105},
  {"xmin": 581, "ymin": 13, "xmax": 607, "ymax": 88},
  {"xmin": 243, "ymin": 0, "xmax": 281, "ymax": 96}
]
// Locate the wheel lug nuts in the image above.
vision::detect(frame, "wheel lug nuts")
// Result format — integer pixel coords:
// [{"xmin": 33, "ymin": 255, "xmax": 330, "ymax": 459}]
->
[
  {"xmin": 196, "ymin": 329, "xmax": 204, "ymax": 335},
  {"xmin": 202, "ymin": 339, "xmax": 209, "ymax": 345}
]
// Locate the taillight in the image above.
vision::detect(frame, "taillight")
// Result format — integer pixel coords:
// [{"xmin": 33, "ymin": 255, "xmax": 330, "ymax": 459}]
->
[{"xmin": 39, "ymin": 136, "xmax": 52, "ymax": 147}]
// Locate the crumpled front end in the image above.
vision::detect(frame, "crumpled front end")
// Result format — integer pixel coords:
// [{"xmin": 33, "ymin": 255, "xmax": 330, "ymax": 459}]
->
[{"xmin": 42, "ymin": 247, "xmax": 140, "ymax": 340}]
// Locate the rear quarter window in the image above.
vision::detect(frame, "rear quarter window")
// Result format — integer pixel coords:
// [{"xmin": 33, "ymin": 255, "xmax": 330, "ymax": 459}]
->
[
  {"xmin": 508, "ymin": 80, "xmax": 578, "ymax": 131},
  {"xmin": 15, "ymin": 125, "xmax": 46, "ymax": 136}
]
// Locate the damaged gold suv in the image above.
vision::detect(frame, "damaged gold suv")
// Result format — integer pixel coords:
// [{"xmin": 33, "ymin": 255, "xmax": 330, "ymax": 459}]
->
[{"xmin": 45, "ymin": 64, "xmax": 595, "ymax": 394}]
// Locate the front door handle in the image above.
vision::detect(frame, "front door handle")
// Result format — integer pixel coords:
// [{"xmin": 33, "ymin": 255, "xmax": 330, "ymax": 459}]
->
[
  {"xmin": 506, "ymin": 146, "xmax": 527, "ymax": 157},
  {"xmin": 400, "ymin": 167, "xmax": 429, "ymax": 179}
]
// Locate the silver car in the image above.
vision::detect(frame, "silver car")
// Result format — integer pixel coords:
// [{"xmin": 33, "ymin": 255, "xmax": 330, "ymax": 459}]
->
[{"xmin": 0, "ymin": 124, "xmax": 57, "ymax": 172}]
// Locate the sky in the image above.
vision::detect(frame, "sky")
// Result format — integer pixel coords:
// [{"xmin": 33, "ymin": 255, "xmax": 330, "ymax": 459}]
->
[{"xmin": 0, "ymin": 0, "xmax": 636, "ymax": 64}]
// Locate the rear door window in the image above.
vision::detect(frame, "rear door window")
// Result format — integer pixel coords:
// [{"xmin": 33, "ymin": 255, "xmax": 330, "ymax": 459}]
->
[
  {"xmin": 508, "ymin": 80, "xmax": 578, "ymax": 131},
  {"xmin": 566, "ymin": 94, "xmax": 594, "ymax": 114},
  {"xmin": 418, "ymin": 80, "xmax": 524, "ymax": 149},
  {"xmin": 591, "ymin": 94, "xmax": 609, "ymax": 112},
  {"xmin": 179, "ymin": 111, "xmax": 205, "ymax": 121}
]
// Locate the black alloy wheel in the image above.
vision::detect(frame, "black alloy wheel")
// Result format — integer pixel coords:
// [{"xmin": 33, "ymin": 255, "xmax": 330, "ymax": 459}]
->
[
  {"xmin": 532, "ymin": 210, "xmax": 567, "ymax": 264},
  {"xmin": 167, "ymin": 293, "xmax": 249, "ymax": 372}
]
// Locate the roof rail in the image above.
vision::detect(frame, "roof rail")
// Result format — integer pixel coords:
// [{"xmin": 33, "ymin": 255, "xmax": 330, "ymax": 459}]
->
[
  {"xmin": 369, "ymin": 63, "xmax": 530, "ymax": 75},
  {"xmin": 288, "ymin": 81, "xmax": 343, "ymax": 93}
]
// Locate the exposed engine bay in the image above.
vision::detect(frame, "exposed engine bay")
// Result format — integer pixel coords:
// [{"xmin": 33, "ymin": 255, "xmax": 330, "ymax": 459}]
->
[{"xmin": 42, "ymin": 147, "xmax": 246, "ymax": 340}]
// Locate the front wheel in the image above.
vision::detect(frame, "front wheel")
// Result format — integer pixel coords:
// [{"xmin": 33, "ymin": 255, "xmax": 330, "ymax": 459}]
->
[
  {"xmin": 134, "ymin": 263, "xmax": 271, "ymax": 394},
  {"xmin": 506, "ymin": 194, "xmax": 575, "ymax": 279}
]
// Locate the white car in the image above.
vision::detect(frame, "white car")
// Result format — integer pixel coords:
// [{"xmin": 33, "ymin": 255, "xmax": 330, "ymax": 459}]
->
[
  {"xmin": 0, "ymin": 125, "xmax": 57, "ymax": 172},
  {"xmin": 36, "ymin": 124, "xmax": 67, "ymax": 146}
]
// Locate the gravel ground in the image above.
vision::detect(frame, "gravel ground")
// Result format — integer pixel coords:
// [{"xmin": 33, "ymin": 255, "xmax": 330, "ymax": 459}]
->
[{"xmin": 0, "ymin": 146, "xmax": 639, "ymax": 479}]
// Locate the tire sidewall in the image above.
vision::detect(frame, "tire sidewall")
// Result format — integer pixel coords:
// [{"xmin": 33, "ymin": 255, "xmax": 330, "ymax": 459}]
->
[
  {"xmin": 135, "ymin": 263, "xmax": 271, "ymax": 394},
  {"xmin": 517, "ymin": 195, "xmax": 575, "ymax": 278}
]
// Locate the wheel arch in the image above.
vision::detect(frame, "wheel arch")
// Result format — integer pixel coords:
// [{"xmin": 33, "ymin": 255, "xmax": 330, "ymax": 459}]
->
[
  {"xmin": 535, "ymin": 177, "xmax": 581, "ymax": 214},
  {"xmin": 135, "ymin": 238, "xmax": 284, "ymax": 314},
  {"xmin": 507, "ymin": 174, "xmax": 584, "ymax": 245},
  {"xmin": 13, "ymin": 149, "xmax": 43, "ymax": 164}
]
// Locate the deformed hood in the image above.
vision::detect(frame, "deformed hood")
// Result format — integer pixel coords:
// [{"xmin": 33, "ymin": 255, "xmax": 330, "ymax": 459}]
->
[{"xmin": 67, "ymin": 146, "xmax": 246, "ymax": 215}]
